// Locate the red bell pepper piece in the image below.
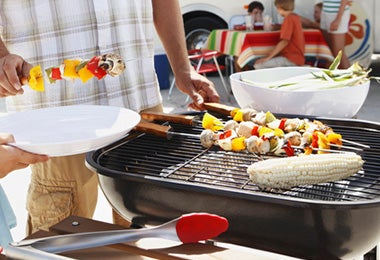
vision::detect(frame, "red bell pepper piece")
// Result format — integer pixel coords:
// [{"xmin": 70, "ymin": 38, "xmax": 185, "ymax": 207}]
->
[
  {"xmin": 86, "ymin": 56, "xmax": 107, "ymax": 80},
  {"xmin": 311, "ymin": 132, "xmax": 319, "ymax": 148},
  {"xmin": 251, "ymin": 125, "xmax": 259, "ymax": 136},
  {"xmin": 219, "ymin": 129, "xmax": 233, "ymax": 140},
  {"xmin": 283, "ymin": 141, "xmax": 295, "ymax": 157},
  {"xmin": 278, "ymin": 118, "xmax": 287, "ymax": 130},
  {"xmin": 51, "ymin": 67, "xmax": 62, "ymax": 80}
]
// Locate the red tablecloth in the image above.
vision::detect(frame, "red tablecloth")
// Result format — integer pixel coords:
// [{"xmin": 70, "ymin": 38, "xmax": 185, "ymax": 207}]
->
[{"xmin": 203, "ymin": 29, "xmax": 334, "ymax": 67}]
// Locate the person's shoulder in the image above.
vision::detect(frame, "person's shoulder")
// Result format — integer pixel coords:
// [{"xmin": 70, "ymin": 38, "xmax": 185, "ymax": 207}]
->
[
  {"xmin": 289, "ymin": 13, "xmax": 303, "ymax": 24},
  {"xmin": 283, "ymin": 13, "xmax": 299, "ymax": 23}
]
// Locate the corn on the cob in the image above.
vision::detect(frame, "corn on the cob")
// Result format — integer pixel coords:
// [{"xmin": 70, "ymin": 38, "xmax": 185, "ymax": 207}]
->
[{"xmin": 247, "ymin": 152, "xmax": 364, "ymax": 189}]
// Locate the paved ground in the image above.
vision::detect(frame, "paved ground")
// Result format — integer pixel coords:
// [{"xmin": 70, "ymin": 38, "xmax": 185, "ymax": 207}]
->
[{"xmin": 1, "ymin": 58, "xmax": 379, "ymax": 258}]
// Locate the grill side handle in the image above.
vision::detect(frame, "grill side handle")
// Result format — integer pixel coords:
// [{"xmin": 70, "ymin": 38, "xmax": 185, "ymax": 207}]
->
[
  {"xmin": 134, "ymin": 121, "xmax": 200, "ymax": 140},
  {"xmin": 204, "ymin": 102, "xmax": 235, "ymax": 116},
  {"xmin": 134, "ymin": 121, "xmax": 171, "ymax": 138},
  {"xmin": 140, "ymin": 112, "xmax": 196, "ymax": 126}
]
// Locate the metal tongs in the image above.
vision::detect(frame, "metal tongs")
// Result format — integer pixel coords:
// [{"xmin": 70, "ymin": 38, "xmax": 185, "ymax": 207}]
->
[{"xmin": 6, "ymin": 213, "xmax": 228, "ymax": 260}]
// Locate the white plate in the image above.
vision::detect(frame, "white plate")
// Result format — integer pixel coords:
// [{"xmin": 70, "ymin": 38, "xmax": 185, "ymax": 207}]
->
[{"xmin": 0, "ymin": 105, "xmax": 141, "ymax": 156}]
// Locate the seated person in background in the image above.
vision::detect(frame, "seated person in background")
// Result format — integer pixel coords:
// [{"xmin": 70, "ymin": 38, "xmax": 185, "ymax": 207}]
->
[
  {"xmin": 301, "ymin": 2, "xmax": 323, "ymax": 29},
  {"xmin": 253, "ymin": 0, "xmax": 305, "ymax": 69},
  {"xmin": 234, "ymin": 1, "xmax": 265, "ymax": 72},
  {"xmin": 247, "ymin": 1, "xmax": 265, "ymax": 25}
]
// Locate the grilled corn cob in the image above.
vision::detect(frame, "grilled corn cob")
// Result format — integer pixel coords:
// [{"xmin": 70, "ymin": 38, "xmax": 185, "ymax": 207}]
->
[{"xmin": 247, "ymin": 152, "xmax": 363, "ymax": 189}]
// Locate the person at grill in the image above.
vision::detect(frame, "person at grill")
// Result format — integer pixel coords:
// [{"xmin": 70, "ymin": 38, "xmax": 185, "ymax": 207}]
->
[
  {"xmin": 0, "ymin": 133, "xmax": 48, "ymax": 249},
  {"xmin": 253, "ymin": 0, "xmax": 305, "ymax": 69},
  {"xmin": 0, "ymin": 0, "xmax": 220, "ymax": 235}
]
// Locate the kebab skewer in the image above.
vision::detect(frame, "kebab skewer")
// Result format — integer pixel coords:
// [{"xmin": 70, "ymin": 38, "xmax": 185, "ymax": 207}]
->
[
  {"xmin": 202, "ymin": 103, "xmax": 370, "ymax": 150},
  {"xmin": 27, "ymin": 53, "xmax": 126, "ymax": 91},
  {"xmin": 139, "ymin": 109, "xmax": 367, "ymax": 156},
  {"xmin": 200, "ymin": 112, "xmax": 351, "ymax": 156}
]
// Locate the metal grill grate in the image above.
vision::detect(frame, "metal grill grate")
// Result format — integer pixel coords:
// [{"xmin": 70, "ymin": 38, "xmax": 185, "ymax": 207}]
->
[{"xmin": 95, "ymin": 118, "xmax": 380, "ymax": 202}]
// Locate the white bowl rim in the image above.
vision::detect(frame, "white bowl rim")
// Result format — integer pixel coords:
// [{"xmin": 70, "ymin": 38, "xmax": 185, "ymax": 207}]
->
[{"xmin": 229, "ymin": 67, "xmax": 370, "ymax": 93}]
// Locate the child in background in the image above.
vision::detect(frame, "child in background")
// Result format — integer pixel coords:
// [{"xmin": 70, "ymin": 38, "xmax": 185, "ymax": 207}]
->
[
  {"xmin": 301, "ymin": 2, "xmax": 323, "ymax": 29},
  {"xmin": 246, "ymin": 1, "xmax": 265, "ymax": 29},
  {"xmin": 253, "ymin": 0, "xmax": 305, "ymax": 69}
]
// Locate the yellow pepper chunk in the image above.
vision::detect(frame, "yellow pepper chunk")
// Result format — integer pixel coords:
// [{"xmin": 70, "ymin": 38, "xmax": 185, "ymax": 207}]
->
[
  {"xmin": 78, "ymin": 66, "xmax": 95, "ymax": 83},
  {"xmin": 232, "ymin": 109, "xmax": 244, "ymax": 122},
  {"xmin": 63, "ymin": 59, "xmax": 81, "ymax": 79},
  {"xmin": 230, "ymin": 108, "xmax": 240, "ymax": 118},
  {"xmin": 273, "ymin": 128, "xmax": 284, "ymax": 137},
  {"xmin": 304, "ymin": 146, "xmax": 313, "ymax": 155},
  {"xmin": 231, "ymin": 137, "xmax": 246, "ymax": 152},
  {"xmin": 316, "ymin": 131, "xmax": 330, "ymax": 154},
  {"xmin": 28, "ymin": 65, "xmax": 44, "ymax": 91},
  {"xmin": 327, "ymin": 132, "xmax": 342, "ymax": 146},
  {"xmin": 202, "ymin": 112, "xmax": 224, "ymax": 132},
  {"xmin": 258, "ymin": 126, "xmax": 273, "ymax": 137}
]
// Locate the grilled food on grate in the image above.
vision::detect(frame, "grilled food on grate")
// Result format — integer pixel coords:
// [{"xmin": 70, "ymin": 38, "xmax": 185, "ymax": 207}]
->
[
  {"xmin": 247, "ymin": 152, "xmax": 364, "ymax": 189},
  {"xmin": 200, "ymin": 111, "xmax": 345, "ymax": 156}
]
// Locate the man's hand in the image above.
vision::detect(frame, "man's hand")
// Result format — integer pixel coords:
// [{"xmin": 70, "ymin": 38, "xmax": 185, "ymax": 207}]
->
[
  {"xmin": 175, "ymin": 69, "xmax": 220, "ymax": 110},
  {"xmin": 0, "ymin": 54, "xmax": 32, "ymax": 97}
]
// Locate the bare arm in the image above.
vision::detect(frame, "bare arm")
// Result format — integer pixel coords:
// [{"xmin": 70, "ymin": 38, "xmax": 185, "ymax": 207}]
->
[
  {"xmin": 255, "ymin": 39, "xmax": 289, "ymax": 64},
  {"xmin": 300, "ymin": 16, "xmax": 320, "ymax": 29},
  {"xmin": 152, "ymin": 0, "xmax": 219, "ymax": 109}
]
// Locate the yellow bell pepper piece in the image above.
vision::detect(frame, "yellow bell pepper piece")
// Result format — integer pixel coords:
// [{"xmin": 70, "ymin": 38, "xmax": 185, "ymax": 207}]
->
[
  {"xmin": 230, "ymin": 108, "xmax": 240, "ymax": 118},
  {"xmin": 202, "ymin": 112, "xmax": 224, "ymax": 132},
  {"xmin": 304, "ymin": 146, "xmax": 313, "ymax": 155},
  {"xmin": 258, "ymin": 126, "xmax": 273, "ymax": 137},
  {"xmin": 273, "ymin": 128, "xmax": 284, "ymax": 137},
  {"xmin": 316, "ymin": 131, "xmax": 330, "ymax": 154},
  {"xmin": 78, "ymin": 66, "xmax": 95, "ymax": 83},
  {"xmin": 63, "ymin": 59, "xmax": 81, "ymax": 79},
  {"xmin": 231, "ymin": 137, "xmax": 246, "ymax": 152},
  {"xmin": 327, "ymin": 132, "xmax": 342, "ymax": 146},
  {"xmin": 28, "ymin": 65, "xmax": 44, "ymax": 91},
  {"xmin": 232, "ymin": 109, "xmax": 244, "ymax": 122}
]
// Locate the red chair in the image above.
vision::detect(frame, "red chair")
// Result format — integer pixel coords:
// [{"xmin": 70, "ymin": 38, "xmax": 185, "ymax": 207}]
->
[{"xmin": 168, "ymin": 49, "xmax": 229, "ymax": 100}]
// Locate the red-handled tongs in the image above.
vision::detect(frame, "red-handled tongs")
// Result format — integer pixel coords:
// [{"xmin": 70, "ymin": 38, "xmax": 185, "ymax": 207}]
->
[{"xmin": 6, "ymin": 213, "xmax": 228, "ymax": 260}]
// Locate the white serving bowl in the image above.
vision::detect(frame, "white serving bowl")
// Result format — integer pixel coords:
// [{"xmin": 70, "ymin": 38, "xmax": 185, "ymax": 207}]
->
[{"xmin": 230, "ymin": 67, "xmax": 370, "ymax": 118}]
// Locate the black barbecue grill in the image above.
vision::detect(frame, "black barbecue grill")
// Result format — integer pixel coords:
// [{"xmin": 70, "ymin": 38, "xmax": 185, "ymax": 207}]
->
[{"xmin": 86, "ymin": 113, "xmax": 380, "ymax": 260}]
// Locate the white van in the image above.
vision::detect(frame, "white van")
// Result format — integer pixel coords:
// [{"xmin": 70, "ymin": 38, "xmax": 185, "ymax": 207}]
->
[{"xmin": 177, "ymin": 0, "xmax": 377, "ymax": 67}]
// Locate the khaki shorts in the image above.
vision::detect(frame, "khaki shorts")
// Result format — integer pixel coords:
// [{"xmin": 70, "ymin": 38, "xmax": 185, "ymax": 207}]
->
[{"xmin": 26, "ymin": 103, "xmax": 164, "ymax": 234}]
